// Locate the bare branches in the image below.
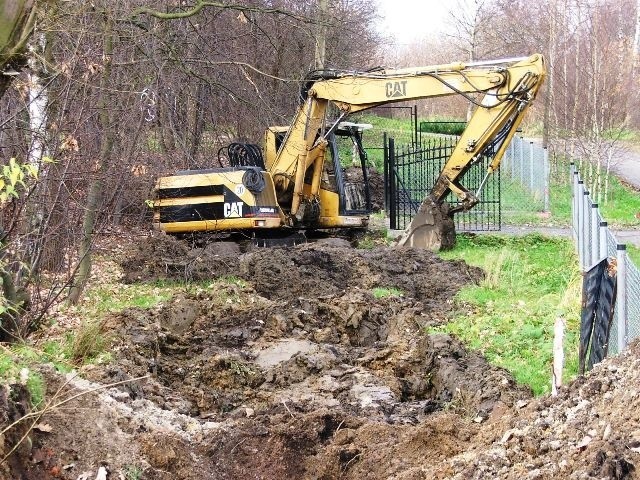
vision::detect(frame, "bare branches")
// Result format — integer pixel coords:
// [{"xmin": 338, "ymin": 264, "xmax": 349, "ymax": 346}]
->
[{"xmin": 130, "ymin": 1, "xmax": 317, "ymax": 25}]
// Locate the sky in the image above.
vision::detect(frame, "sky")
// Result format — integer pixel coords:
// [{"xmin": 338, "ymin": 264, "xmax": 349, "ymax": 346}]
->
[{"xmin": 375, "ymin": 0, "xmax": 455, "ymax": 45}]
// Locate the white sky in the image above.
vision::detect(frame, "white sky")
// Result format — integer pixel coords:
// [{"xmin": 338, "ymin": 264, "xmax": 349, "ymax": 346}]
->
[{"xmin": 375, "ymin": 0, "xmax": 454, "ymax": 45}]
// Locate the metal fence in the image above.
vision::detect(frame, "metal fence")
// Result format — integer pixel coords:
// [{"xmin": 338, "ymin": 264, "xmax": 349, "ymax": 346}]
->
[
  {"xmin": 571, "ymin": 163, "xmax": 639, "ymax": 355},
  {"xmin": 500, "ymin": 136, "xmax": 550, "ymax": 218},
  {"xmin": 384, "ymin": 136, "xmax": 501, "ymax": 232},
  {"xmin": 383, "ymin": 133, "xmax": 551, "ymax": 230}
]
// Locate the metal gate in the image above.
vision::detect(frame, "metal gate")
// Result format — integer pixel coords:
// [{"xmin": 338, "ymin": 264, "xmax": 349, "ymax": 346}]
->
[{"xmin": 384, "ymin": 135, "xmax": 501, "ymax": 231}]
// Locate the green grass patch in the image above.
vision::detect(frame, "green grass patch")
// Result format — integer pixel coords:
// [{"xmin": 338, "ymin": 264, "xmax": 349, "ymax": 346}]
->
[
  {"xmin": 419, "ymin": 119, "xmax": 466, "ymax": 136},
  {"xmin": 355, "ymin": 114, "xmax": 416, "ymax": 171},
  {"xmin": 372, "ymin": 286, "xmax": 404, "ymax": 299},
  {"xmin": 0, "ymin": 346, "xmax": 46, "ymax": 406},
  {"xmin": 597, "ymin": 180, "xmax": 640, "ymax": 227},
  {"xmin": 627, "ymin": 245, "xmax": 640, "ymax": 266},
  {"xmin": 545, "ymin": 154, "xmax": 640, "ymax": 228},
  {"xmin": 79, "ymin": 281, "xmax": 176, "ymax": 317},
  {"xmin": 437, "ymin": 233, "xmax": 581, "ymax": 395}
]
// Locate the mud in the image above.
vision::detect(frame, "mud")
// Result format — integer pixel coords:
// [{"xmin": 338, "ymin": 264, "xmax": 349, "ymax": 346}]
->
[{"xmin": 11, "ymin": 235, "xmax": 640, "ymax": 479}]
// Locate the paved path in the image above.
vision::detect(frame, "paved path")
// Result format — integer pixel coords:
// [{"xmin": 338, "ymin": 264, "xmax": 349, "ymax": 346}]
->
[{"xmin": 610, "ymin": 144, "xmax": 640, "ymax": 190}]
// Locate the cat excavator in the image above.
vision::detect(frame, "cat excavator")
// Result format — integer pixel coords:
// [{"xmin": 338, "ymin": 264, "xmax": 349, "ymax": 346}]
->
[{"xmin": 153, "ymin": 54, "xmax": 546, "ymax": 249}]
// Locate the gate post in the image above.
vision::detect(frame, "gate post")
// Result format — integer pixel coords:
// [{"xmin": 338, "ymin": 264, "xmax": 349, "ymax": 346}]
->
[{"xmin": 383, "ymin": 132, "xmax": 388, "ymax": 212}]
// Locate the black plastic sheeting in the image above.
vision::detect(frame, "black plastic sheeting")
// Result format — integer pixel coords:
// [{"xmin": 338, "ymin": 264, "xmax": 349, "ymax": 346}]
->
[{"xmin": 579, "ymin": 257, "xmax": 617, "ymax": 374}]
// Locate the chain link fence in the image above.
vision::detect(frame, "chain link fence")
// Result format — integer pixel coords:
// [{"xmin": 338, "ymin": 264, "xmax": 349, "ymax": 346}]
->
[
  {"xmin": 571, "ymin": 163, "xmax": 639, "ymax": 356},
  {"xmin": 500, "ymin": 136, "xmax": 550, "ymax": 222}
]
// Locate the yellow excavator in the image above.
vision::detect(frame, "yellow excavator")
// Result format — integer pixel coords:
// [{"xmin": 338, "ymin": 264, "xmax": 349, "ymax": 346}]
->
[{"xmin": 153, "ymin": 54, "xmax": 546, "ymax": 249}]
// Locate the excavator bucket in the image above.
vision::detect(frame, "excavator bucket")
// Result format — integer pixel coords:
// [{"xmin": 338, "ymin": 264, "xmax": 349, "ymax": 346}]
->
[{"xmin": 396, "ymin": 200, "xmax": 456, "ymax": 251}]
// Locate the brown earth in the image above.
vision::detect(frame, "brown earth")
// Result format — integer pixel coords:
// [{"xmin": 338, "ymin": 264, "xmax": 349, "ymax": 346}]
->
[{"xmin": 3, "ymin": 235, "xmax": 640, "ymax": 479}]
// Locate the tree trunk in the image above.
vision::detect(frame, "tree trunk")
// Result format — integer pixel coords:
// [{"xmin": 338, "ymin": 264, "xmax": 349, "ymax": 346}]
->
[
  {"xmin": 314, "ymin": 0, "xmax": 328, "ymax": 70},
  {"xmin": 68, "ymin": 11, "xmax": 114, "ymax": 304},
  {"xmin": 626, "ymin": 0, "xmax": 640, "ymax": 127},
  {"xmin": 0, "ymin": 0, "xmax": 37, "ymax": 98},
  {"xmin": 542, "ymin": 0, "xmax": 557, "ymax": 149}
]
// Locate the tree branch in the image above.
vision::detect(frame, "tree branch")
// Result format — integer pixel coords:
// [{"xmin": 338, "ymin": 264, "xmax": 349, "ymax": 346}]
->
[{"xmin": 130, "ymin": 1, "xmax": 317, "ymax": 25}]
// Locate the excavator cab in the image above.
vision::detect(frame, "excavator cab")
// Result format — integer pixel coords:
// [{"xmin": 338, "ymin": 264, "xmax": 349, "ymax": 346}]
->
[{"xmin": 325, "ymin": 122, "xmax": 373, "ymax": 215}]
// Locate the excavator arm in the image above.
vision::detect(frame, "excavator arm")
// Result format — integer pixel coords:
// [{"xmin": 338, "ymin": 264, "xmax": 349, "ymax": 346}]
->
[{"xmin": 271, "ymin": 54, "xmax": 546, "ymax": 247}]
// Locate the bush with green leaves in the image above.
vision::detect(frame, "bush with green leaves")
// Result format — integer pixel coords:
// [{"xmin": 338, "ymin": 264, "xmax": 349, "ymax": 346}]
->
[{"xmin": 0, "ymin": 157, "xmax": 41, "ymax": 336}]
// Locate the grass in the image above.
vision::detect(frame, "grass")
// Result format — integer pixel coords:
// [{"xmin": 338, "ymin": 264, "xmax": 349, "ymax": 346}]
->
[
  {"xmin": 372, "ymin": 286, "xmax": 404, "ymax": 298},
  {"xmin": 355, "ymin": 114, "xmax": 417, "ymax": 170},
  {"xmin": 419, "ymin": 119, "xmax": 466, "ymax": 136},
  {"xmin": 628, "ymin": 245, "xmax": 640, "ymax": 265},
  {"xmin": 78, "ymin": 281, "xmax": 176, "ymax": 318},
  {"xmin": 437, "ymin": 233, "xmax": 581, "ymax": 396},
  {"xmin": 596, "ymin": 180, "xmax": 640, "ymax": 227},
  {"xmin": 0, "ymin": 346, "xmax": 46, "ymax": 406}
]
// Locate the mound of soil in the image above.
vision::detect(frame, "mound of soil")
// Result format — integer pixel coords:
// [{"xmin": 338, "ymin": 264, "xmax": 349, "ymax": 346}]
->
[
  {"xmin": 14, "ymin": 236, "xmax": 640, "ymax": 479},
  {"xmin": 0, "ymin": 384, "xmax": 34, "ymax": 479},
  {"xmin": 11, "ymin": 237, "xmax": 534, "ymax": 479},
  {"xmin": 429, "ymin": 341, "xmax": 640, "ymax": 480}
]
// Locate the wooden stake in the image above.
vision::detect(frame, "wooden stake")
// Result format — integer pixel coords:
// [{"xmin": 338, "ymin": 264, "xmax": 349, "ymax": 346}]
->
[{"xmin": 552, "ymin": 316, "xmax": 566, "ymax": 395}]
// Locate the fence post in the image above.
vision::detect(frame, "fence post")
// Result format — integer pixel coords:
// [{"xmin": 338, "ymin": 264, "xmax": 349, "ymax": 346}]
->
[
  {"xmin": 519, "ymin": 136, "xmax": 525, "ymax": 184},
  {"xmin": 577, "ymin": 180, "xmax": 585, "ymax": 268},
  {"xmin": 599, "ymin": 221, "xmax": 608, "ymax": 260},
  {"xmin": 582, "ymin": 189, "xmax": 590, "ymax": 270},
  {"xmin": 543, "ymin": 148, "xmax": 550, "ymax": 212},
  {"xmin": 570, "ymin": 162, "xmax": 579, "ymax": 244},
  {"xmin": 529, "ymin": 141, "xmax": 535, "ymax": 191},
  {"xmin": 388, "ymin": 137, "xmax": 396, "ymax": 230},
  {"xmin": 616, "ymin": 244, "xmax": 628, "ymax": 353},
  {"xmin": 509, "ymin": 137, "xmax": 515, "ymax": 177},
  {"xmin": 383, "ymin": 132, "xmax": 388, "ymax": 212},
  {"xmin": 591, "ymin": 203, "xmax": 600, "ymax": 267}
]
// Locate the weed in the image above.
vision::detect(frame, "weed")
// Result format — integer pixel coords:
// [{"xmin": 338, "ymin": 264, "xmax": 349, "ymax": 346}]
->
[
  {"xmin": 123, "ymin": 465, "xmax": 144, "ymax": 480},
  {"xmin": 442, "ymin": 387, "xmax": 474, "ymax": 417},
  {"xmin": 227, "ymin": 359, "xmax": 255, "ymax": 378},
  {"xmin": 70, "ymin": 320, "xmax": 110, "ymax": 365},
  {"xmin": 356, "ymin": 227, "xmax": 390, "ymax": 250},
  {"xmin": 218, "ymin": 276, "xmax": 247, "ymax": 288},
  {"xmin": 480, "ymin": 248, "xmax": 521, "ymax": 289},
  {"xmin": 0, "ymin": 347, "xmax": 45, "ymax": 406},
  {"xmin": 372, "ymin": 287, "xmax": 403, "ymax": 299}
]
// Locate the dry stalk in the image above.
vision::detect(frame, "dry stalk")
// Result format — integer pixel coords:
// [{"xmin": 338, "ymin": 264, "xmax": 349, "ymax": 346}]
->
[{"xmin": 0, "ymin": 374, "xmax": 149, "ymax": 464}]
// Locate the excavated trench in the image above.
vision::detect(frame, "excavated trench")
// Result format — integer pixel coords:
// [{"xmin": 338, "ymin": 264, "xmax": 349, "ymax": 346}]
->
[
  {"xmin": 48, "ymin": 236, "xmax": 528, "ymax": 478},
  {"xmin": 3, "ymin": 235, "xmax": 535, "ymax": 480}
]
